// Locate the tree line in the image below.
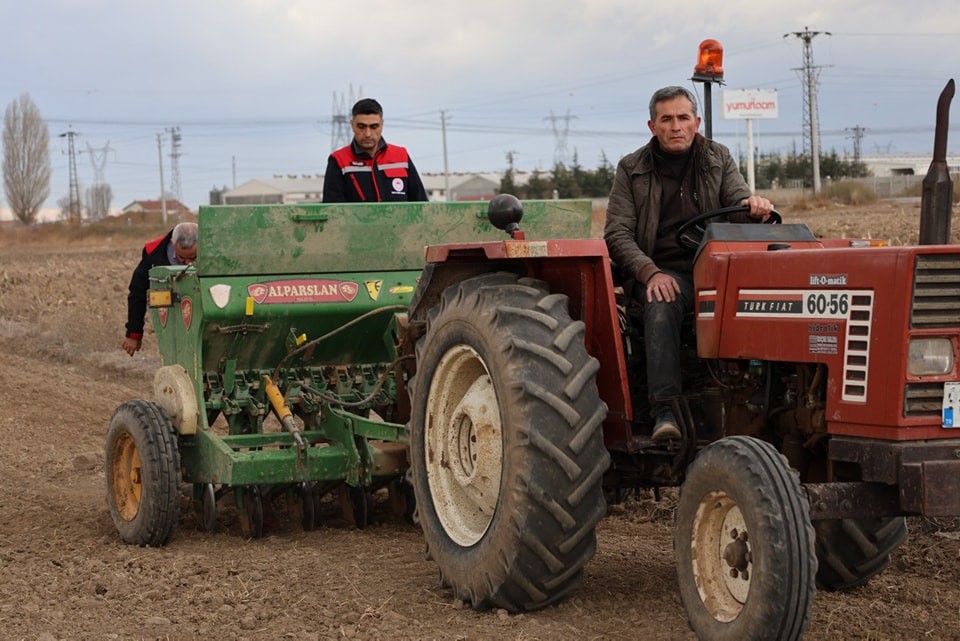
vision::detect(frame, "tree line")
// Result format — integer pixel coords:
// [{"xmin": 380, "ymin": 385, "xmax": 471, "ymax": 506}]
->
[
  {"xmin": 500, "ymin": 153, "xmax": 617, "ymax": 200},
  {"xmin": 746, "ymin": 150, "xmax": 871, "ymax": 190},
  {"xmin": 497, "ymin": 150, "xmax": 872, "ymax": 198}
]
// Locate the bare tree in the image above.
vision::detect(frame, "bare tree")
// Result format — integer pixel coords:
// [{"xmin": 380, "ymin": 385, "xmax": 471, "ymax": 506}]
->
[
  {"xmin": 56, "ymin": 195, "xmax": 74, "ymax": 222},
  {"xmin": 85, "ymin": 183, "xmax": 113, "ymax": 221},
  {"xmin": 2, "ymin": 94, "xmax": 51, "ymax": 225}
]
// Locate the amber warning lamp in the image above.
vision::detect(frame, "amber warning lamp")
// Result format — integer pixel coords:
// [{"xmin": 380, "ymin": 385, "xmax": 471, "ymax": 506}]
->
[
  {"xmin": 691, "ymin": 39, "xmax": 724, "ymax": 139},
  {"xmin": 693, "ymin": 39, "xmax": 724, "ymax": 81}
]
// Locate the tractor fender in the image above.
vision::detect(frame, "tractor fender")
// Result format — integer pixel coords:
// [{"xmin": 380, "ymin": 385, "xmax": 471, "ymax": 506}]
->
[
  {"xmin": 153, "ymin": 364, "xmax": 199, "ymax": 435},
  {"xmin": 409, "ymin": 262, "xmax": 518, "ymax": 323}
]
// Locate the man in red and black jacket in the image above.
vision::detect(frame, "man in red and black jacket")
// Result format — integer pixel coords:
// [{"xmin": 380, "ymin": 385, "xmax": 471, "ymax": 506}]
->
[
  {"xmin": 122, "ymin": 221, "xmax": 198, "ymax": 355},
  {"xmin": 322, "ymin": 98, "xmax": 429, "ymax": 203}
]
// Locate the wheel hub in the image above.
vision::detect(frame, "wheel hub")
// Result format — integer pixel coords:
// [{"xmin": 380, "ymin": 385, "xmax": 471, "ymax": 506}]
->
[
  {"xmin": 691, "ymin": 491, "xmax": 753, "ymax": 622},
  {"xmin": 426, "ymin": 345, "xmax": 503, "ymax": 546},
  {"xmin": 111, "ymin": 432, "xmax": 143, "ymax": 521}
]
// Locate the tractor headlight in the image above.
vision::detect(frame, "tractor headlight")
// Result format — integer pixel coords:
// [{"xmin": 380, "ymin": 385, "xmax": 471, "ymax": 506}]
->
[{"xmin": 908, "ymin": 337, "xmax": 954, "ymax": 376}]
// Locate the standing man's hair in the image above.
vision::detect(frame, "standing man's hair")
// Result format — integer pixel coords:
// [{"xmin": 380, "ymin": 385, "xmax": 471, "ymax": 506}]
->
[
  {"xmin": 172, "ymin": 222, "xmax": 198, "ymax": 249},
  {"xmin": 648, "ymin": 86, "xmax": 698, "ymax": 120},
  {"xmin": 352, "ymin": 98, "xmax": 384, "ymax": 118}
]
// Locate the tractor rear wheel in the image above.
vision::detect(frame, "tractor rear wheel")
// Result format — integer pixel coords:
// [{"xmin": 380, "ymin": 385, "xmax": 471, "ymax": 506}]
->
[
  {"xmin": 675, "ymin": 436, "xmax": 816, "ymax": 641},
  {"xmin": 105, "ymin": 400, "xmax": 181, "ymax": 546},
  {"xmin": 410, "ymin": 272, "xmax": 609, "ymax": 611},
  {"xmin": 814, "ymin": 516, "xmax": 908, "ymax": 590}
]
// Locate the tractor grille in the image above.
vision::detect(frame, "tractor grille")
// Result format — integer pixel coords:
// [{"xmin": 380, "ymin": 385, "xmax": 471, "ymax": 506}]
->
[
  {"xmin": 912, "ymin": 254, "xmax": 960, "ymax": 327},
  {"xmin": 903, "ymin": 382, "xmax": 944, "ymax": 418}
]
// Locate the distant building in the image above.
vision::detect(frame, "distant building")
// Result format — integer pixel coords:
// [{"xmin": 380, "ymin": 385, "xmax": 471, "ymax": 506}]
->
[
  {"xmin": 215, "ymin": 172, "xmax": 531, "ymax": 205},
  {"xmin": 220, "ymin": 175, "xmax": 325, "ymax": 206},
  {"xmin": 860, "ymin": 155, "xmax": 960, "ymax": 177},
  {"xmin": 121, "ymin": 199, "xmax": 193, "ymax": 217},
  {"xmin": 421, "ymin": 173, "xmax": 502, "ymax": 201}
]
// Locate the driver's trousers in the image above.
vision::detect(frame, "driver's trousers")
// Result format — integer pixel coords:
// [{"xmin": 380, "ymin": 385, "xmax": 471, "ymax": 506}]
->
[{"xmin": 638, "ymin": 267, "xmax": 696, "ymax": 420}]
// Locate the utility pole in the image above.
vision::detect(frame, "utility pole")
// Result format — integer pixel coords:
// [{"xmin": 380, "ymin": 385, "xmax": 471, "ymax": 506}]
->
[
  {"xmin": 59, "ymin": 128, "xmax": 82, "ymax": 223},
  {"xmin": 440, "ymin": 110, "xmax": 450, "ymax": 201},
  {"xmin": 785, "ymin": 27, "xmax": 831, "ymax": 194},
  {"xmin": 166, "ymin": 126, "xmax": 182, "ymax": 203},
  {"xmin": 157, "ymin": 133, "xmax": 168, "ymax": 226},
  {"xmin": 505, "ymin": 150, "xmax": 517, "ymax": 170},
  {"xmin": 846, "ymin": 125, "xmax": 868, "ymax": 162}
]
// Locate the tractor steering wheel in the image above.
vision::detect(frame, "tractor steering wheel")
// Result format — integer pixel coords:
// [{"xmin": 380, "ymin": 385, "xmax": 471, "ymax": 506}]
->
[{"xmin": 675, "ymin": 204, "xmax": 782, "ymax": 251}]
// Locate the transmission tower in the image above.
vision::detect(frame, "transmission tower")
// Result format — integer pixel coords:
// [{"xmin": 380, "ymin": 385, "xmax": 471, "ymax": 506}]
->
[
  {"xmin": 845, "ymin": 126, "xmax": 868, "ymax": 162},
  {"xmin": 59, "ymin": 127, "xmax": 82, "ymax": 223},
  {"xmin": 545, "ymin": 110, "xmax": 577, "ymax": 166},
  {"xmin": 785, "ymin": 27, "xmax": 831, "ymax": 194},
  {"xmin": 874, "ymin": 142, "xmax": 894, "ymax": 155},
  {"xmin": 166, "ymin": 126, "xmax": 182, "ymax": 202},
  {"xmin": 84, "ymin": 141, "xmax": 113, "ymax": 185},
  {"xmin": 81, "ymin": 141, "xmax": 115, "ymax": 221},
  {"xmin": 331, "ymin": 84, "xmax": 363, "ymax": 151}
]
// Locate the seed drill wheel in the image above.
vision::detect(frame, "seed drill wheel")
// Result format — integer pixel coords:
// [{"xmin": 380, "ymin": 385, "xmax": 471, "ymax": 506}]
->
[
  {"xmin": 105, "ymin": 400, "xmax": 181, "ymax": 547},
  {"xmin": 409, "ymin": 273, "xmax": 610, "ymax": 611},
  {"xmin": 675, "ymin": 436, "xmax": 817, "ymax": 641}
]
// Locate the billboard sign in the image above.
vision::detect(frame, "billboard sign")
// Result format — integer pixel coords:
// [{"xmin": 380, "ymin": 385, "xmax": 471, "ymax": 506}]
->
[{"xmin": 722, "ymin": 89, "xmax": 778, "ymax": 120}]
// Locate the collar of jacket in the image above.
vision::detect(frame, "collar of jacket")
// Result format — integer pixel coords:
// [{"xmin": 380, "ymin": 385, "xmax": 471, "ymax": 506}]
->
[{"xmin": 350, "ymin": 137, "xmax": 388, "ymax": 159}]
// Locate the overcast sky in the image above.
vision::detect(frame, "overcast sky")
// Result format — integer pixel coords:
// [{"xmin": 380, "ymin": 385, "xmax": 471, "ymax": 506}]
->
[{"xmin": 1, "ymin": 0, "xmax": 959, "ymax": 218}]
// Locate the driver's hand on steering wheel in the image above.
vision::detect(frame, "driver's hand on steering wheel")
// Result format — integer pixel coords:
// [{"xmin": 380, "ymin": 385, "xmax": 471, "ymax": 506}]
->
[
  {"xmin": 646, "ymin": 271, "xmax": 681, "ymax": 303},
  {"xmin": 740, "ymin": 196, "xmax": 774, "ymax": 221}
]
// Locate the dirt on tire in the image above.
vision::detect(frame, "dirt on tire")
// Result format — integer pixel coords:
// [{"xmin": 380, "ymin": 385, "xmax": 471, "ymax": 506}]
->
[{"xmin": 0, "ymin": 202, "xmax": 957, "ymax": 640}]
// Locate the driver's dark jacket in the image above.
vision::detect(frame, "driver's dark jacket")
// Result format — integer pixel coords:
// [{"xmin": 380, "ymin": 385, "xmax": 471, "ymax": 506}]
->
[{"xmin": 604, "ymin": 133, "xmax": 753, "ymax": 285}]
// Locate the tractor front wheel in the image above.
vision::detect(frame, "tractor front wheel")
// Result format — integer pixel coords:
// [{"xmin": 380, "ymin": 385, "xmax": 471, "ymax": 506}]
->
[
  {"xmin": 675, "ymin": 436, "xmax": 816, "ymax": 641},
  {"xmin": 105, "ymin": 400, "xmax": 181, "ymax": 546},
  {"xmin": 410, "ymin": 273, "xmax": 609, "ymax": 611}
]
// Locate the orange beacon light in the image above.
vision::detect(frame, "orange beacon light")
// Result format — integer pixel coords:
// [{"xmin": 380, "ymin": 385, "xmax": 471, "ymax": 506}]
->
[{"xmin": 693, "ymin": 39, "xmax": 724, "ymax": 81}]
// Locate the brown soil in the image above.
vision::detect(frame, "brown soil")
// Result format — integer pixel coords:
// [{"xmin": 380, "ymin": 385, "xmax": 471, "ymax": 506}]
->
[{"xmin": 0, "ymin": 201, "xmax": 958, "ymax": 640}]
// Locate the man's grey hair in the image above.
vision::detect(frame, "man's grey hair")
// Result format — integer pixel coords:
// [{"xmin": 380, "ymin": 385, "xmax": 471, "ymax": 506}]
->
[
  {"xmin": 649, "ymin": 86, "xmax": 698, "ymax": 120},
  {"xmin": 172, "ymin": 222, "xmax": 198, "ymax": 249}
]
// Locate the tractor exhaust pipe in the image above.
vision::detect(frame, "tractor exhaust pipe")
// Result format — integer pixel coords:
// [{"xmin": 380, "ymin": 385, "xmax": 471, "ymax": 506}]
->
[{"xmin": 919, "ymin": 79, "xmax": 955, "ymax": 245}]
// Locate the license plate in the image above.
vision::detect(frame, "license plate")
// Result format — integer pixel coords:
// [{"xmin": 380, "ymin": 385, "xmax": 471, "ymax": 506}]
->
[{"xmin": 942, "ymin": 382, "xmax": 960, "ymax": 428}]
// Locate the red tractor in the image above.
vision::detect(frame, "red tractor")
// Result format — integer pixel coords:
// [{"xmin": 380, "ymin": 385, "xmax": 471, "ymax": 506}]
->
[{"xmin": 403, "ymin": 81, "xmax": 959, "ymax": 639}]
